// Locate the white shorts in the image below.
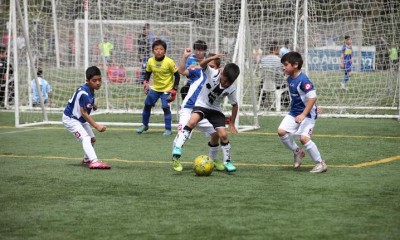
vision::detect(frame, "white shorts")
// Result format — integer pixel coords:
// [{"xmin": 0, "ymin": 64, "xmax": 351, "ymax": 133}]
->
[
  {"xmin": 178, "ymin": 108, "xmax": 215, "ymax": 137},
  {"xmin": 278, "ymin": 114, "xmax": 315, "ymax": 138},
  {"xmin": 62, "ymin": 114, "xmax": 94, "ymax": 141}
]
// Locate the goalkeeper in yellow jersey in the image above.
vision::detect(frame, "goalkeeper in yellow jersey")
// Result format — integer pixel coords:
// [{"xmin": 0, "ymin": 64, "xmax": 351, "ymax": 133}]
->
[{"xmin": 137, "ymin": 39, "xmax": 180, "ymax": 136}]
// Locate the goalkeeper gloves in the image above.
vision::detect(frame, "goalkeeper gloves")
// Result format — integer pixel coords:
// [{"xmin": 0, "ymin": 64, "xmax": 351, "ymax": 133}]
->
[
  {"xmin": 166, "ymin": 89, "xmax": 177, "ymax": 103},
  {"xmin": 143, "ymin": 81, "xmax": 150, "ymax": 95}
]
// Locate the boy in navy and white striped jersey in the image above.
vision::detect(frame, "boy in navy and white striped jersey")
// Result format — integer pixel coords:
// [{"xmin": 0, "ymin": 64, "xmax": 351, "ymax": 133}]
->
[
  {"xmin": 62, "ymin": 66, "xmax": 111, "ymax": 169},
  {"xmin": 278, "ymin": 52, "xmax": 327, "ymax": 173}
]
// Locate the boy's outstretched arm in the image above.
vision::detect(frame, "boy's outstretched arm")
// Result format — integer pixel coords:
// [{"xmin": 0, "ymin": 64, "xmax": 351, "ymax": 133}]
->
[{"xmin": 199, "ymin": 53, "xmax": 223, "ymax": 69}]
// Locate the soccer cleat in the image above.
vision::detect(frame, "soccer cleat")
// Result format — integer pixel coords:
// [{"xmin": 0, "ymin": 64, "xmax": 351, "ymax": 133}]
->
[
  {"xmin": 162, "ymin": 130, "xmax": 172, "ymax": 136},
  {"xmin": 81, "ymin": 158, "xmax": 90, "ymax": 166},
  {"xmin": 293, "ymin": 149, "xmax": 305, "ymax": 169},
  {"xmin": 172, "ymin": 157, "xmax": 183, "ymax": 172},
  {"xmin": 89, "ymin": 160, "xmax": 111, "ymax": 169},
  {"xmin": 224, "ymin": 161, "xmax": 237, "ymax": 172},
  {"xmin": 309, "ymin": 161, "xmax": 328, "ymax": 173},
  {"xmin": 172, "ymin": 146, "xmax": 182, "ymax": 158},
  {"xmin": 214, "ymin": 159, "xmax": 225, "ymax": 171},
  {"xmin": 137, "ymin": 125, "xmax": 149, "ymax": 134}
]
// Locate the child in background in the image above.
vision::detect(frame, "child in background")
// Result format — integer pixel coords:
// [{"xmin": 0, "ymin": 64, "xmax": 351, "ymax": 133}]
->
[
  {"xmin": 137, "ymin": 39, "xmax": 180, "ymax": 136},
  {"xmin": 340, "ymin": 35, "xmax": 353, "ymax": 90}
]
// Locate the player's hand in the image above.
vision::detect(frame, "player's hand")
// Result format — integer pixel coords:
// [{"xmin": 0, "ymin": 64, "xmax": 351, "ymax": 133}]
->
[
  {"xmin": 340, "ymin": 62, "xmax": 344, "ymax": 69},
  {"xmin": 143, "ymin": 81, "xmax": 150, "ymax": 95},
  {"xmin": 317, "ymin": 106, "xmax": 322, "ymax": 114},
  {"xmin": 295, "ymin": 114, "xmax": 305, "ymax": 124},
  {"xmin": 96, "ymin": 124, "xmax": 106, "ymax": 132},
  {"xmin": 93, "ymin": 104, "xmax": 97, "ymax": 111},
  {"xmin": 183, "ymin": 48, "xmax": 192, "ymax": 58},
  {"xmin": 166, "ymin": 89, "xmax": 177, "ymax": 103},
  {"xmin": 229, "ymin": 123, "xmax": 238, "ymax": 134}
]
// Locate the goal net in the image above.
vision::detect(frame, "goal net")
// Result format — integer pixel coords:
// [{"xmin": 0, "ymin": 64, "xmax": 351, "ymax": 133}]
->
[
  {"xmin": 5, "ymin": 0, "xmax": 260, "ymax": 130},
  {"xmin": 248, "ymin": 0, "xmax": 399, "ymax": 118},
  {"xmin": 2, "ymin": 0, "xmax": 399, "ymax": 129}
]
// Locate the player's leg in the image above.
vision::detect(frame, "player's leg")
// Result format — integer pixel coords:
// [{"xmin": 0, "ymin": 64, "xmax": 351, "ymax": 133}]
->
[
  {"xmin": 173, "ymin": 111, "xmax": 202, "ymax": 152},
  {"xmin": 341, "ymin": 68, "xmax": 350, "ymax": 90},
  {"xmin": 62, "ymin": 115, "xmax": 110, "ymax": 169},
  {"xmin": 173, "ymin": 108, "xmax": 192, "ymax": 147},
  {"xmin": 296, "ymin": 118, "xmax": 327, "ymax": 173},
  {"xmin": 205, "ymin": 109, "xmax": 236, "ymax": 172},
  {"xmin": 160, "ymin": 92, "xmax": 172, "ymax": 136},
  {"xmin": 137, "ymin": 90, "xmax": 159, "ymax": 133},
  {"xmin": 215, "ymin": 127, "xmax": 236, "ymax": 172},
  {"xmin": 194, "ymin": 115, "xmax": 225, "ymax": 171},
  {"xmin": 278, "ymin": 115, "xmax": 305, "ymax": 168},
  {"xmin": 171, "ymin": 111, "xmax": 202, "ymax": 172}
]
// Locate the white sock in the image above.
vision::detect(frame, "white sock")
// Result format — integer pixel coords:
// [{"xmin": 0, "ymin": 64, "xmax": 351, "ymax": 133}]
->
[
  {"xmin": 83, "ymin": 142, "xmax": 95, "ymax": 160},
  {"xmin": 280, "ymin": 134, "xmax": 299, "ymax": 152},
  {"xmin": 304, "ymin": 140, "xmax": 322, "ymax": 163},
  {"xmin": 220, "ymin": 142, "xmax": 231, "ymax": 163},
  {"xmin": 175, "ymin": 127, "xmax": 192, "ymax": 148},
  {"xmin": 82, "ymin": 136, "xmax": 98, "ymax": 161},
  {"xmin": 208, "ymin": 142, "xmax": 219, "ymax": 161}
]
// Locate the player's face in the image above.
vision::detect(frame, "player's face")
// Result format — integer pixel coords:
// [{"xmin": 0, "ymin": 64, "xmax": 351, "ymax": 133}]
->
[
  {"xmin": 87, "ymin": 75, "xmax": 102, "ymax": 90},
  {"xmin": 152, "ymin": 45, "xmax": 166, "ymax": 59},
  {"xmin": 194, "ymin": 49, "xmax": 206, "ymax": 60},
  {"xmin": 208, "ymin": 60, "xmax": 218, "ymax": 70},
  {"xmin": 282, "ymin": 61, "xmax": 297, "ymax": 77},
  {"xmin": 220, "ymin": 73, "xmax": 231, "ymax": 88}
]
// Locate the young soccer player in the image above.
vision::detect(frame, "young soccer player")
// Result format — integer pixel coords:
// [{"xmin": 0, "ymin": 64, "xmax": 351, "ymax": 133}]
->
[
  {"xmin": 62, "ymin": 66, "xmax": 111, "ymax": 169},
  {"xmin": 278, "ymin": 52, "xmax": 327, "ymax": 173},
  {"xmin": 340, "ymin": 35, "xmax": 353, "ymax": 90},
  {"xmin": 137, "ymin": 39, "xmax": 180, "ymax": 136},
  {"xmin": 174, "ymin": 49, "xmax": 225, "ymax": 171},
  {"xmin": 172, "ymin": 52, "xmax": 240, "ymax": 172},
  {"xmin": 180, "ymin": 40, "xmax": 208, "ymax": 100}
]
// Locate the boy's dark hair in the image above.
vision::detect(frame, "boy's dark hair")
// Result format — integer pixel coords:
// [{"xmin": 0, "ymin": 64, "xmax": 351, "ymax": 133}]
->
[
  {"xmin": 0, "ymin": 45, "xmax": 6, "ymax": 52},
  {"xmin": 345, "ymin": 35, "xmax": 351, "ymax": 40},
  {"xmin": 152, "ymin": 39, "xmax": 167, "ymax": 51},
  {"xmin": 269, "ymin": 40, "xmax": 279, "ymax": 53},
  {"xmin": 193, "ymin": 40, "xmax": 207, "ymax": 51},
  {"xmin": 284, "ymin": 39, "xmax": 290, "ymax": 46},
  {"xmin": 86, "ymin": 66, "xmax": 101, "ymax": 80},
  {"xmin": 207, "ymin": 53, "xmax": 221, "ymax": 68},
  {"xmin": 37, "ymin": 68, "xmax": 43, "ymax": 76},
  {"xmin": 223, "ymin": 63, "xmax": 240, "ymax": 84},
  {"xmin": 281, "ymin": 51, "xmax": 303, "ymax": 70}
]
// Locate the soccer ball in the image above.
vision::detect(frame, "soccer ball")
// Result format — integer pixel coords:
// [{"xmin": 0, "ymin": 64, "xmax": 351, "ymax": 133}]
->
[{"xmin": 193, "ymin": 155, "xmax": 214, "ymax": 176}]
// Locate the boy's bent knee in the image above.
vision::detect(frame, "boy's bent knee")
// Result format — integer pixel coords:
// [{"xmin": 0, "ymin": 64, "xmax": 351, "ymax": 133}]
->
[
  {"xmin": 277, "ymin": 128, "xmax": 287, "ymax": 137},
  {"xmin": 299, "ymin": 135, "xmax": 310, "ymax": 145},
  {"xmin": 162, "ymin": 107, "xmax": 171, "ymax": 115}
]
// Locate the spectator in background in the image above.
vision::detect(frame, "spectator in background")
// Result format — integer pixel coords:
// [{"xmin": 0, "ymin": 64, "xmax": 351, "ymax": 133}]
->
[
  {"xmin": 31, "ymin": 68, "xmax": 52, "ymax": 106},
  {"xmin": 98, "ymin": 36, "xmax": 114, "ymax": 65},
  {"xmin": 137, "ymin": 23, "xmax": 155, "ymax": 84},
  {"xmin": 260, "ymin": 41, "xmax": 281, "ymax": 70},
  {"xmin": 259, "ymin": 41, "xmax": 285, "ymax": 107},
  {"xmin": 279, "ymin": 39, "xmax": 290, "ymax": 58},
  {"xmin": 340, "ymin": 35, "xmax": 353, "ymax": 90}
]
